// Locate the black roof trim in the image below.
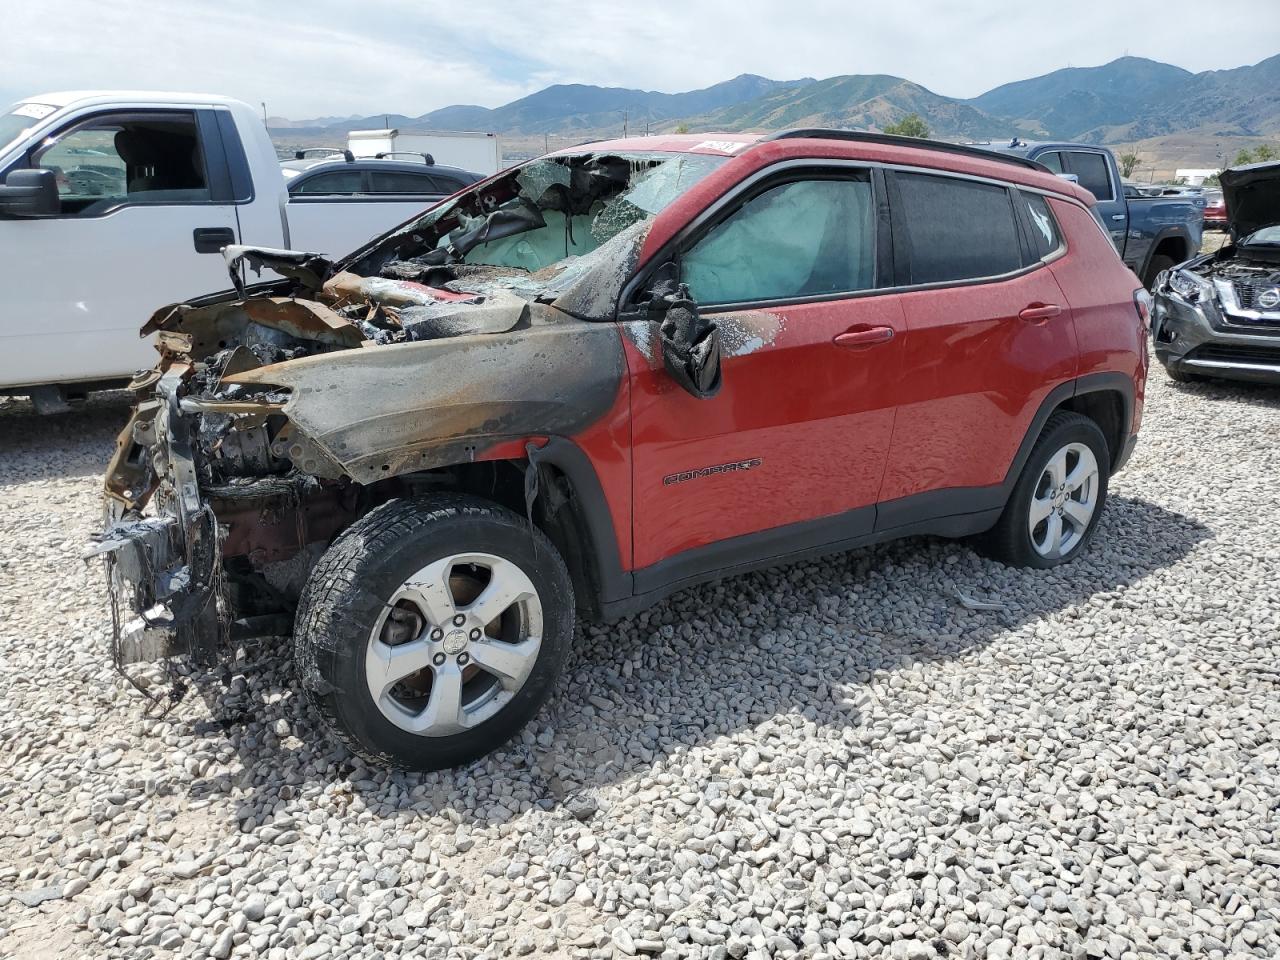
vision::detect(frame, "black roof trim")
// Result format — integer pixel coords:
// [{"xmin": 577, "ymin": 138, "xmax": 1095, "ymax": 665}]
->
[{"xmin": 761, "ymin": 129, "xmax": 1048, "ymax": 172}]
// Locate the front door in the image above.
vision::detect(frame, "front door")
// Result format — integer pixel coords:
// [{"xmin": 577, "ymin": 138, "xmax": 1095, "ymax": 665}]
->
[
  {"xmin": 0, "ymin": 108, "xmax": 243, "ymax": 389},
  {"xmin": 625, "ymin": 169, "xmax": 905, "ymax": 582}
]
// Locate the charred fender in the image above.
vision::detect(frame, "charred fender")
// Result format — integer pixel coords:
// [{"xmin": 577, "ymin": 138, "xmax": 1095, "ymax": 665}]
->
[{"xmin": 224, "ymin": 311, "xmax": 627, "ymax": 484}]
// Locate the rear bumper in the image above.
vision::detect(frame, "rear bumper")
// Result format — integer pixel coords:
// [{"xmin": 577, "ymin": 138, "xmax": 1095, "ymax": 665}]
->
[{"xmin": 1152, "ymin": 291, "xmax": 1280, "ymax": 385}]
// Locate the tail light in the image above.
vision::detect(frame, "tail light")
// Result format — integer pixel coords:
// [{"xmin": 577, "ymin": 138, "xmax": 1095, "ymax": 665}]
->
[{"xmin": 1133, "ymin": 288, "xmax": 1153, "ymax": 329}]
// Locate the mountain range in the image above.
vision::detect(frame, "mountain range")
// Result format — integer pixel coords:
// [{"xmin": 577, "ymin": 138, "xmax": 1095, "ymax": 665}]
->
[{"xmin": 268, "ymin": 55, "xmax": 1280, "ymax": 146}]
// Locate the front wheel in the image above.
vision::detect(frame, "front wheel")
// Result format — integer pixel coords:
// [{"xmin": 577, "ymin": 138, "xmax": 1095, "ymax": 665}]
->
[
  {"xmin": 1162, "ymin": 361, "xmax": 1203, "ymax": 384},
  {"xmin": 294, "ymin": 496, "xmax": 574, "ymax": 771},
  {"xmin": 977, "ymin": 412, "xmax": 1110, "ymax": 568}
]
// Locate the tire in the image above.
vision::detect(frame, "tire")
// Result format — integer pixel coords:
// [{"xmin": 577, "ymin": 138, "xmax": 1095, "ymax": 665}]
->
[
  {"xmin": 1144, "ymin": 254, "xmax": 1176, "ymax": 291},
  {"xmin": 1163, "ymin": 361, "xmax": 1202, "ymax": 384},
  {"xmin": 977, "ymin": 412, "xmax": 1110, "ymax": 569},
  {"xmin": 294, "ymin": 495, "xmax": 574, "ymax": 771}
]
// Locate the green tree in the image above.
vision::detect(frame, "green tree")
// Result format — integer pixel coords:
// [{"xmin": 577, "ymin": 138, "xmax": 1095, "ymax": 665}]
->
[
  {"xmin": 1117, "ymin": 151, "xmax": 1141, "ymax": 178},
  {"xmin": 883, "ymin": 114, "xmax": 930, "ymax": 139},
  {"xmin": 1233, "ymin": 143, "xmax": 1279, "ymax": 166},
  {"xmin": 672, "ymin": 122, "xmax": 691, "ymax": 135}
]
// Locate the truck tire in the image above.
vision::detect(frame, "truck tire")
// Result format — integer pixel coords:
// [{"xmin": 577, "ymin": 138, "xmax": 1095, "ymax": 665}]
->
[
  {"xmin": 1144, "ymin": 254, "xmax": 1176, "ymax": 290},
  {"xmin": 976, "ymin": 412, "xmax": 1110, "ymax": 569},
  {"xmin": 294, "ymin": 495, "xmax": 574, "ymax": 771}
]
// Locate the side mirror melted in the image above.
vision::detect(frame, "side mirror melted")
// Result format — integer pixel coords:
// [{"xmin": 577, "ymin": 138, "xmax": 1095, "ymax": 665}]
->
[
  {"xmin": 648, "ymin": 277, "xmax": 722, "ymax": 400},
  {"xmin": 0, "ymin": 169, "xmax": 60, "ymax": 217}
]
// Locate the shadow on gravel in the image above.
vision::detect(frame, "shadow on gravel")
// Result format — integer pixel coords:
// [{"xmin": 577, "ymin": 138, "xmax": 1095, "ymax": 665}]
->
[
  {"xmin": 0, "ymin": 392, "xmax": 133, "ymax": 488},
  {"xmin": 1165, "ymin": 376, "xmax": 1280, "ymax": 407},
  {"xmin": 178, "ymin": 491, "xmax": 1209, "ymax": 829}
]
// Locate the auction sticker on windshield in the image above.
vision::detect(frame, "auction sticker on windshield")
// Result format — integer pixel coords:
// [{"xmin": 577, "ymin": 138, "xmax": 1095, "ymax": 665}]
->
[{"xmin": 13, "ymin": 103, "xmax": 56, "ymax": 120}]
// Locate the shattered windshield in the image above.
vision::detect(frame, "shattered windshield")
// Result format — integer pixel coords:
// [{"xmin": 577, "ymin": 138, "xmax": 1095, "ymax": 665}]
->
[
  {"xmin": 344, "ymin": 151, "xmax": 728, "ymax": 299},
  {"xmin": 1242, "ymin": 225, "xmax": 1280, "ymax": 246}
]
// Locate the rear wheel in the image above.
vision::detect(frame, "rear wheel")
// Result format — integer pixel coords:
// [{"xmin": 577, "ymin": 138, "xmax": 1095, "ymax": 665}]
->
[
  {"xmin": 977, "ymin": 412, "xmax": 1110, "ymax": 568},
  {"xmin": 294, "ymin": 496, "xmax": 574, "ymax": 770},
  {"xmin": 1144, "ymin": 254, "xmax": 1176, "ymax": 290}
]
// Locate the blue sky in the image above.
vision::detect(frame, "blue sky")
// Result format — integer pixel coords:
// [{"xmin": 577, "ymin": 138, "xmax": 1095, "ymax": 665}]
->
[{"xmin": 3, "ymin": 0, "xmax": 1277, "ymax": 119}]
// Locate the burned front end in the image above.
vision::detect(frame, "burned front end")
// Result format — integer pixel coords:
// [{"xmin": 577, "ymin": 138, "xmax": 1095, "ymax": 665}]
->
[
  {"xmin": 90, "ymin": 282, "xmax": 374, "ymax": 667},
  {"xmin": 1153, "ymin": 161, "xmax": 1280, "ymax": 384},
  {"xmin": 89, "ymin": 147, "xmax": 725, "ymax": 672}
]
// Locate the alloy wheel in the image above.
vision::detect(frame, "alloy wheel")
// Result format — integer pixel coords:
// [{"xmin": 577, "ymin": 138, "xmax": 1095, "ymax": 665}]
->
[
  {"xmin": 365, "ymin": 552, "xmax": 543, "ymax": 737},
  {"xmin": 1028, "ymin": 442, "xmax": 1100, "ymax": 559}
]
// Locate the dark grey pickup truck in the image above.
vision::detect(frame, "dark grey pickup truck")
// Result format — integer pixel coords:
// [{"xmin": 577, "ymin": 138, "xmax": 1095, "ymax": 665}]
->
[{"xmin": 980, "ymin": 140, "xmax": 1204, "ymax": 287}]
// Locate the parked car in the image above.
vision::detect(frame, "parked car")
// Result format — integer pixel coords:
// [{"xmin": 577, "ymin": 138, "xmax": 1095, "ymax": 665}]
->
[
  {"xmin": 980, "ymin": 140, "xmax": 1204, "ymax": 287},
  {"xmin": 0, "ymin": 92, "xmax": 480, "ymax": 412},
  {"xmin": 1152, "ymin": 161, "xmax": 1280, "ymax": 384},
  {"xmin": 280, "ymin": 151, "xmax": 481, "ymax": 263},
  {"xmin": 92, "ymin": 130, "xmax": 1149, "ymax": 770},
  {"xmin": 1202, "ymin": 189, "xmax": 1228, "ymax": 229}
]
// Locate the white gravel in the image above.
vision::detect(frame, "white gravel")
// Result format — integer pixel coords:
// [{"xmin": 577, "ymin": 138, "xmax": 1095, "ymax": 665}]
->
[{"xmin": 1, "ymin": 374, "xmax": 1278, "ymax": 960}]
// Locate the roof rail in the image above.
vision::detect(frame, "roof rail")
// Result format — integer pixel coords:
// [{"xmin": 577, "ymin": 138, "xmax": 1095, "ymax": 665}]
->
[
  {"xmin": 375, "ymin": 151, "xmax": 436, "ymax": 165},
  {"xmin": 293, "ymin": 147, "xmax": 355, "ymax": 163},
  {"xmin": 761, "ymin": 129, "xmax": 1047, "ymax": 171}
]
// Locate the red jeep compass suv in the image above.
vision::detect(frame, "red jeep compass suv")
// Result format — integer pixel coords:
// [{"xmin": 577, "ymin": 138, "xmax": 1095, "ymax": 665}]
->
[{"xmin": 98, "ymin": 130, "xmax": 1148, "ymax": 769}]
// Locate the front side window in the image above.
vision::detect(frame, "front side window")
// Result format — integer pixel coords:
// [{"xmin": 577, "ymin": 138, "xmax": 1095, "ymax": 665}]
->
[
  {"xmin": 681, "ymin": 176, "xmax": 876, "ymax": 306},
  {"xmin": 31, "ymin": 111, "xmax": 209, "ymax": 214},
  {"xmin": 1068, "ymin": 152, "xmax": 1113, "ymax": 202},
  {"xmin": 292, "ymin": 170, "xmax": 366, "ymax": 195},
  {"xmin": 894, "ymin": 172, "xmax": 1023, "ymax": 284},
  {"xmin": 368, "ymin": 170, "xmax": 440, "ymax": 195}
]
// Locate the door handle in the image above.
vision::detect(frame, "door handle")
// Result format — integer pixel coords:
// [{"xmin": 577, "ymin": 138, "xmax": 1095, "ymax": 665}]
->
[
  {"xmin": 1110, "ymin": 214, "xmax": 1126, "ymax": 221},
  {"xmin": 1018, "ymin": 303, "xmax": 1062, "ymax": 322},
  {"xmin": 193, "ymin": 227, "xmax": 235, "ymax": 254},
  {"xmin": 833, "ymin": 325, "xmax": 895, "ymax": 349}
]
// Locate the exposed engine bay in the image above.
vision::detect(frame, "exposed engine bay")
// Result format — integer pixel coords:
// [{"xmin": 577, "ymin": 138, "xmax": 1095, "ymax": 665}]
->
[
  {"xmin": 89, "ymin": 149, "xmax": 728, "ymax": 672},
  {"xmin": 1151, "ymin": 161, "xmax": 1280, "ymax": 385}
]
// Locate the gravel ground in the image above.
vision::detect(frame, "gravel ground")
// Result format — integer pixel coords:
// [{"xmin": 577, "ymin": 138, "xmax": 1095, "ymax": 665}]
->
[{"xmin": 1, "ymin": 373, "xmax": 1278, "ymax": 960}]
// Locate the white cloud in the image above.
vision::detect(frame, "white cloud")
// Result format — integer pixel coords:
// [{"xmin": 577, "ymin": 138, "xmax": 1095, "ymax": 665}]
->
[{"xmin": 2, "ymin": 0, "xmax": 1276, "ymax": 118}]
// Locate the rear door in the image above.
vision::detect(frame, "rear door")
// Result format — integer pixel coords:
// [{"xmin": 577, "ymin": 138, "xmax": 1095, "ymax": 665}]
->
[
  {"xmin": 876, "ymin": 171, "xmax": 1077, "ymax": 529},
  {"xmin": 624, "ymin": 166, "xmax": 906, "ymax": 579},
  {"xmin": 1063, "ymin": 149, "xmax": 1128, "ymax": 258},
  {"xmin": 0, "ymin": 107, "xmax": 244, "ymax": 389}
]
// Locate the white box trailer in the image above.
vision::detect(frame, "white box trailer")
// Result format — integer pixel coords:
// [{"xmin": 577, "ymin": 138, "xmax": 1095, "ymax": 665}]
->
[{"xmin": 348, "ymin": 128, "xmax": 503, "ymax": 177}]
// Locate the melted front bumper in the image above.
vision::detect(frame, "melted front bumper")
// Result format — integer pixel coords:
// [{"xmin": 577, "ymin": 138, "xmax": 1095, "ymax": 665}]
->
[{"xmin": 88, "ymin": 369, "xmax": 225, "ymax": 664}]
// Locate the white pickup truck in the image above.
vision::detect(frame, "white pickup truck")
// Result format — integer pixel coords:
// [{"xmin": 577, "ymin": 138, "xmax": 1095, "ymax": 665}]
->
[{"xmin": 0, "ymin": 91, "xmax": 474, "ymax": 410}]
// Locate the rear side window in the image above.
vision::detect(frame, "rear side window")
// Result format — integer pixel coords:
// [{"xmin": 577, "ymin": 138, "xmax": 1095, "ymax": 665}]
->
[
  {"xmin": 1036, "ymin": 151, "xmax": 1064, "ymax": 175},
  {"xmin": 893, "ymin": 172, "xmax": 1023, "ymax": 284},
  {"xmin": 431, "ymin": 175, "xmax": 469, "ymax": 193},
  {"xmin": 682, "ymin": 175, "xmax": 876, "ymax": 306},
  {"xmin": 1067, "ymin": 152, "xmax": 1113, "ymax": 202},
  {"xmin": 292, "ymin": 170, "xmax": 365, "ymax": 195},
  {"xmin": 1019, "ymin": 191, "xmax": 1063, "ymax": 260},
  {"xmin": 368, "ymin": 170, "xmax": 441, "ymax": 195}
]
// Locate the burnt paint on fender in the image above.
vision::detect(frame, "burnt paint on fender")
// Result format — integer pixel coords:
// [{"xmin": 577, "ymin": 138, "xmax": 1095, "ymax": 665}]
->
[{"xmin": 225, "ymin": 306, "xmax": 628, "ymax": 486}]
